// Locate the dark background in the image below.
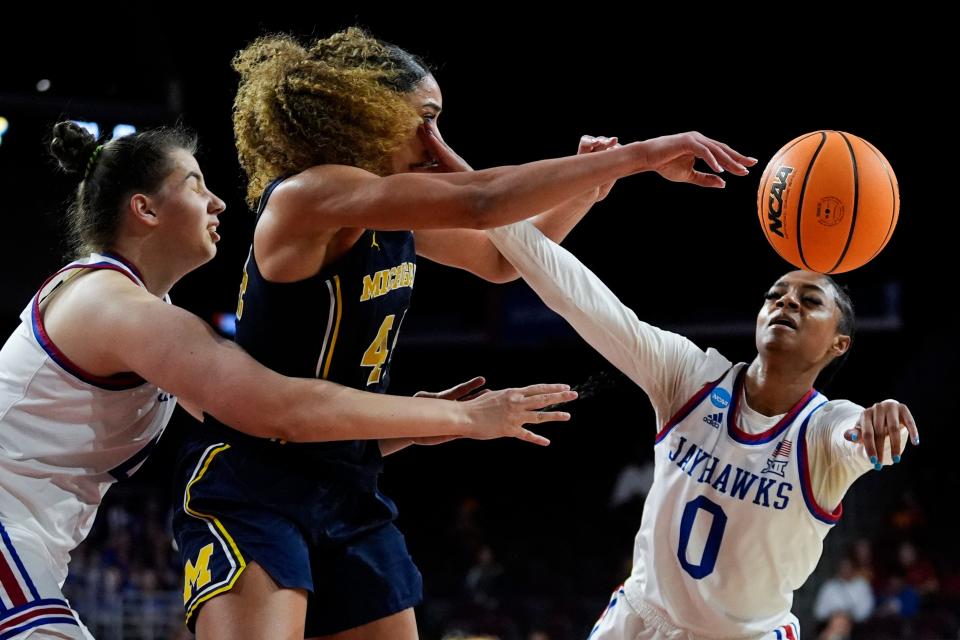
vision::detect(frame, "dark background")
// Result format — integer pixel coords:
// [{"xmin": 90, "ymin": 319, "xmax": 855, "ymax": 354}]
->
[{"xmin": 1, "ymin": 13, "xmax": 954, "ymax": 639}]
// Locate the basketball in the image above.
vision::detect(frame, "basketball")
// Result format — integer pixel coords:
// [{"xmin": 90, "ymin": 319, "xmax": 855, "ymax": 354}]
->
[{"xmin": 757, "ymin": 131, "xmax": 899, "ymax": 273}]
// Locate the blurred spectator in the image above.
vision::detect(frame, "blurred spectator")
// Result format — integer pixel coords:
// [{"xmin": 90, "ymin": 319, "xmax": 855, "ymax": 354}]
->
[{"xmin": 813, "ymin": 557, "xmax": 874, "ymax": 623}]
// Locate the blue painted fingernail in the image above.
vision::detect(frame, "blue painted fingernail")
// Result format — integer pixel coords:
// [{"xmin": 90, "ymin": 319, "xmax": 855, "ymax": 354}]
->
[
  {"xmin": 893, "ymin": 455, "xmax": 901, "ymax": 464},
  {"xmin": 874, "ymin": 463, "xmax": 883, "ymax": 471},
  {"xmin": 850, "ymin": 433, "xmax": 858, "ymax": 442},
  {"xmin": 870, "ymin": 455, "xmax": 878, "ymax": 465},
  {"xmin": 913, "ymin": 436, "xmax": 920, "ymax": 445}
]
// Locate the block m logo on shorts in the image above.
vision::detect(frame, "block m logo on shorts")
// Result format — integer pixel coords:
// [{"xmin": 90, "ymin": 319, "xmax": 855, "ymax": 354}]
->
[{"xmin": 184, "ymin": 543, "xmax": 214, "ymax": 603}]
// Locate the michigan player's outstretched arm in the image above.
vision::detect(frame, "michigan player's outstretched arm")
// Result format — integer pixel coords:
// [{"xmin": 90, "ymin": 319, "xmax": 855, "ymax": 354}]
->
[
  {"xmin": 413, "ymin": 135, "xmax": 626, "ymax": 283},
  {"xmin": 265, "ymin": 131, "xmax": 751, "ymax": 236},
  {"xmin": 86, "ymin": 270, "xmax": 574, "ymax": 445},
  {"xmin": 253, "ymin": 132, "xmax": 754, "ymax": 286}
]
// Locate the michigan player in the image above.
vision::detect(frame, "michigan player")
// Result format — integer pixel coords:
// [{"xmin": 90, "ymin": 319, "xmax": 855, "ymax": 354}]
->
[
  {"xmin": 171, "ymin": 28, "xmax": 757, "ymax": 640},
  {"xmin": 0, "ymin": 122, "xmax": 574, "ymax": 640},
  {"xmin": 485, "ymin": 221, "xmax": 920, "ymax": 640}
]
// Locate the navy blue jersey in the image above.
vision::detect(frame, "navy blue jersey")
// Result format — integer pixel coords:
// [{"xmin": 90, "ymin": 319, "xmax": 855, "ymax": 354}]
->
[
  {"xmin": 236, "ymin": 178, "xmax": 416, "ymax": 394},
  {"xmin": 202, "ymin": 176, "xmax": 416, "ymax": 475}
]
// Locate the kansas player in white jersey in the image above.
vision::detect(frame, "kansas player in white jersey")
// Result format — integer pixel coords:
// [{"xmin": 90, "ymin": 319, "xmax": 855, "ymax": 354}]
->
[
  {"xmin": 0, "ymin": 253, "xmax": 175, "ymax": 639},
  {"xmin": 0, "ymin": 123, "xmax": 573, "ymax": 640},
  {"xmin": 486, "ymin": 221, "xmax": 919, "ymax": 640}
]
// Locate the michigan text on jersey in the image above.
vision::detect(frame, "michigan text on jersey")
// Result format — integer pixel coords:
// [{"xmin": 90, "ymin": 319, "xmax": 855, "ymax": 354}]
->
[{"xmin": 360, "ymin": 262, "xmax": 416, "ymax": 302}]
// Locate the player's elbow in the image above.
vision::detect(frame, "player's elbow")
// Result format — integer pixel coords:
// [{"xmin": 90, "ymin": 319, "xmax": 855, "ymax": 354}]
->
[
  {"xmin": 482, "ymin": 257, "xmax": 521, "ymax": 284},
  {"xmin": 253, "ymin": 381, "xmax": 347, "ymax": 443},
  {"xmin": 200, "ymin": 381, "xmax": 301, "ymax": 442},
  {"xmin": 206, "ymin": 403, "xmax": 294, "ymax": 442}
]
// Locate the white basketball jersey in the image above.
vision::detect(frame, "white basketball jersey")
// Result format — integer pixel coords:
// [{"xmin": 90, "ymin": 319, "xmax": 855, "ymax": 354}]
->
[
  {"xmin": 0, "ymin": 253, "xmax": 176, "ymax": 575},
  {"xmin": 626, "ymin": 363, "xmax": 839, "ymax": 639}
]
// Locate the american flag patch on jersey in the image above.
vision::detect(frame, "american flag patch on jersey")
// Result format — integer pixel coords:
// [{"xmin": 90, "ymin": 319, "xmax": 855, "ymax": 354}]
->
[{"xmin": 774, "ymin": 439, "xmax": 793, "ymax": 458}]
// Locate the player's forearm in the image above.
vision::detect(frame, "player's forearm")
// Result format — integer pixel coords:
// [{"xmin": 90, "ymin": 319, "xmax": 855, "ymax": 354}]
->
[
  {"xmin": 209, "ymin": 373, "xmax": 469, "ymax": 443},
  {"xmin": 411, "ymin": 142, "xmax": 647, "ymax": 229}
]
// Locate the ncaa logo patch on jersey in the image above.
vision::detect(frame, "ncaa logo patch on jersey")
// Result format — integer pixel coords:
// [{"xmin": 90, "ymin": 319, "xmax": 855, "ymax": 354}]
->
[{"xmin": 710, "ymin": 388, "xmax": 731, "ymax": 409}]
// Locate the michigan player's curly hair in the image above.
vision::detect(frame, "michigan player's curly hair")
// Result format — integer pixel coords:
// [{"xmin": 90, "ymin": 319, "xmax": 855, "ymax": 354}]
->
[
  {"xmin": 233, "ymin": 28, "xmax": 432, "ymax": 208},
  {"xmin": 49, "ymin": 121, "xmax": 197, "ymax": 258}
]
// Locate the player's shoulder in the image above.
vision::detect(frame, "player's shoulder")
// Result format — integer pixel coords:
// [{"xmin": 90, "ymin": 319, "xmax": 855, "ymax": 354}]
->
[
  {"xmin": 808, "ymin": 397, "xmax": 864, "ymax": 429},
  {"xmin": 690, "ymin": 347, "xmax": 733, "ymax": 383}
]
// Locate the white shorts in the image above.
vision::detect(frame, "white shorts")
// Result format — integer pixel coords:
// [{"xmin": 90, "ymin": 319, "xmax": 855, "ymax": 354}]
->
[
  {"xmin": 588, "ymin": 584, "xmax": 802, "ymax": 640},
  {"xmin": 0, "ymin": 521, "xmax": 92, "ymax": 639},
  {"xmin": 589, "ymin": 584, "xmax": 693, "ymax": 640}
]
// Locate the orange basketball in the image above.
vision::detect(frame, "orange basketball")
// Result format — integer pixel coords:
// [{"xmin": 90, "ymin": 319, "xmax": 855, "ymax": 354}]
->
[{"xmin": 756, "ymin": 131, "xmax": 899, "ymax": 273}]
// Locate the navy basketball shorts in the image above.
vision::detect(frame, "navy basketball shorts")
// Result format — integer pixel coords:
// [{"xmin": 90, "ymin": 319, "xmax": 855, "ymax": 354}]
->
[{"xmin": 173, "ymin": 440, "xmax": 422, "ymax": 636}]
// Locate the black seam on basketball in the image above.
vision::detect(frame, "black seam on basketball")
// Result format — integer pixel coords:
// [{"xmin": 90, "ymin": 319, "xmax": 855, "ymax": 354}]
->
[
  {"xmin": 795, "ymin": 131, "xmax": 828, "ymax": 271},
  {"xmin": 862, "ymin": 139, "xmax": 898, "ymax": 262},
  {"xmin": 829, "ymin": 132, "xmax": 860, "ymax": 273}
]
